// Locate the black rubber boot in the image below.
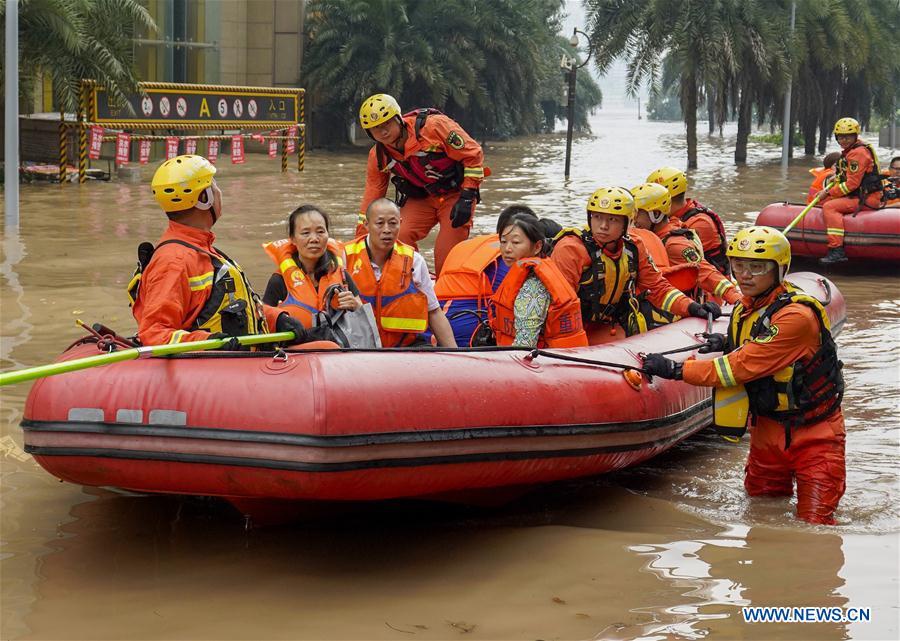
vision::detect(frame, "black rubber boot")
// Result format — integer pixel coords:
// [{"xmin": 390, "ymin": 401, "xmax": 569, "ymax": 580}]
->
[{"xmin": 819, "ymin": 247, "xmax": 848, "ymax": 265}]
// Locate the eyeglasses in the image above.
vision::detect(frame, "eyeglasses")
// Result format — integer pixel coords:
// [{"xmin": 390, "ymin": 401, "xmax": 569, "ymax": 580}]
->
[{"xmin": 730, "ymin": 259, "xmax": 775, "ymax": 276}]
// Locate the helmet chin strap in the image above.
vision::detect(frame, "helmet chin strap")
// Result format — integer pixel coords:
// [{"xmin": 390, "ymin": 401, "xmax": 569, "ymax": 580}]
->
[{"xmin": 649, "ymin": 211, "xmax": 667, "ymax": 225}]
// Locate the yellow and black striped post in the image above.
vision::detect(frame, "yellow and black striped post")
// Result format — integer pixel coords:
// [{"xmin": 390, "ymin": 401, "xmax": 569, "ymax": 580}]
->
[
  {"xmin": 59, "ymin": 112, "xmax": 68, "ymax": 184},
  {"xmin": 297, "ymin": 91, "xmax": 305, "ymax": 172},
  {"xmin": 281, "ymin": 128, "xmax": 288, "ymax": 173},
  {"xmin": 78, "ymin": 84, "xmax": 88, "ymax": 183}
]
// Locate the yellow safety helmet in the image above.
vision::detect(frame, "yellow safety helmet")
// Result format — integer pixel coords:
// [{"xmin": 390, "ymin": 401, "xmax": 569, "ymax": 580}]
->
[
  {"xmin": 726, "ymin": 225, "xmax": 791, "ymax": 281},
  {"xmin": 833, "ymin": 117, "xmax": 861, "ymax": 136},
  {"xmin": 631, "ymin": 182, "xmax": 671, "ymax": 223},
  {"xmin": 646, "ymin": 166, "xmax": 688, "ymax": 198},
  {"xmin": 586, "ymin": 186, "xmax": 635, "ymax": 220},
  {"xmin": 151, "ymin": 155, "xmax": 217, "ymax": 213},
  {"xmin": 359, "ymin": 93, "xmax": 402, "ymax": 129}
]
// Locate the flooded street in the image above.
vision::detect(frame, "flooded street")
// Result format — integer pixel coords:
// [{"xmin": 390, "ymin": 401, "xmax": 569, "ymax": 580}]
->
[{"xmin": 2, "ymin": 111, "xmax": 898, "ymax": 640}]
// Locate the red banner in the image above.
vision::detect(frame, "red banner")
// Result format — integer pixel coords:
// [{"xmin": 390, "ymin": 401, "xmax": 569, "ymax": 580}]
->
[
  {"xmin": 138, "ymin": 139, "xmax": 152, "ymax": 165},
  {"xmin": 286, "ymin": 126, "xmax": 297, "ymax": 153},
  {"xmin": 89, "ymin": 126, "xmax": 104, "ymax": 159},
  {"xmin": 184, "ymin": 137, "xmax": 198, "ymax": 155},
  {"xmin": 208, "ymin": 139, "xmax": 219, "ymax": 163},
  {"xmin": 268, "ymin": 134, "xmax": 278, "ymax": 159},
  {"xmin": 166, "ymin": 136, "xmax": 179, "ymax": 159},
  {"xmin": 115, "ymin": 132, "xmax": 131, "ymax": 165},
  {"xmin": 231, "ymin": 134, "xmax": 245, "ymax": 164}
]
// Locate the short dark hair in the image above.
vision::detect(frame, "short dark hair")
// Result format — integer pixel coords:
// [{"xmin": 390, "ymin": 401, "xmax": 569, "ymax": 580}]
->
[
  {"xmin": 891, "ymin": 156, "xmax": 900, "ymax": 167},
  {"xmin": 496, "ymin": 205, "xmax": 537, "ymax": 234},
  {"xmin": 500, "ymin": 214, "xmax": 547, "ymax": 256},
  {"xmin": 288, "ymin": 204, "xmax": 330, "ymax": 237},
  {"xmin": 823, "ymin": 152, "xmax": 842, "ymax": 169}
]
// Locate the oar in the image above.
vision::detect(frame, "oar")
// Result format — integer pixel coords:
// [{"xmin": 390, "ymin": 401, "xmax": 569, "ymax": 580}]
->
[
  {"xmin": 783, "ymin": 182, "xmax": 830, "ymax": 234},
  {"xmin": 0, "ymin": 331, "xmax": 295, "ymax": 387}
]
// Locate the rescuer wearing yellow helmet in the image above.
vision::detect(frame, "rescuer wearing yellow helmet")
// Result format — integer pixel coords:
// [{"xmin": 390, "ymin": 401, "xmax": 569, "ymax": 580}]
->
[
  {"xmin": 814, "ymin": 117, "xmax": 884, "ymax": 264},
  {"xmin": 129, "ymin": 155, "xmax": 333, "ymax": 348},
  {"xmin": 356, "ymin": 93, "xmax": 486, "ymax": 275},
  {"xmin": 642, "ymin": 226, "xmax": 846, "ymax": 525},
  {"xmin": 549, "ymin": 186, "xmax": 720, "ymax": 344},
  {"xmin": 647, "ymin": 166, "xmax": 730, "ymax": 275}
]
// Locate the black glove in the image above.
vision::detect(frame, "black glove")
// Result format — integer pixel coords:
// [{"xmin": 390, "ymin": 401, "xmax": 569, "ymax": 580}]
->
[
  {"xmin": 208, "ymin": 332, "xmax": 245, "ymax": 351},
  {"xmin": 698, "ymin": 332, "xmax": 726, "ymax": 354},
  {"xmin": 642, "ymin": 353, "xmax": 682, "ymax": 380},
  {"xmin": 687, "ymin": 301, "xmax": 722, "ymax": 320},
  {"xmin": 450, "ymin": 188, "xmax": 478, "ymax": 228},
  {"xmin": 275, "ymin": 313, "xmax": 312, "ymax": 346}
]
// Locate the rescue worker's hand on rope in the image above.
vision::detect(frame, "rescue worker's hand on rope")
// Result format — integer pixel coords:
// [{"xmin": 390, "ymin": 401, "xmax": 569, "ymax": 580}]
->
[
  {"xmin": 450, "ymin": 189, "xmax": 478, "ymax": 228},
  {"xmin": 641, "ymin": 353, "xmax": 682, "ymax": 380},
  {"xmin": 698, "ymin": 332, "xmax": 726, "ymax": 354},
  {"xmin": 687, "ymin": 301, "xmax": 722, "ymax": 320}
]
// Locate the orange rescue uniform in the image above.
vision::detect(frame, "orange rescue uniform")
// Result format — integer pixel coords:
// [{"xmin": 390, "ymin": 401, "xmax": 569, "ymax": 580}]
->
[
  {"xmin": 822, "ymin": 140, "xmax": 883, "ymax": 248},
  {"xmin": 655, "ymin": 219, "xmax": 740, "ymax": 304},
  {"xmin": 682, "ymin": 286, "xmax": 846, "ymax": 524},
  {"xmin": 358, "ymin": 111, "xmax": 484, "ymax": 275},
  {"xmin": 132, "ymin": 221, "xmax": 281, "ymax": 346},
  {"xmin": 670, "ymin": 198, "xmax": 727, "ymax": 268}
]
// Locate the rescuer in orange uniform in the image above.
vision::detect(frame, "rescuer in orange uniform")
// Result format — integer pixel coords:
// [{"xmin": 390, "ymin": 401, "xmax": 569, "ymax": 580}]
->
[
  {"xmin": 806, "ymin": 152, "xmax": 841, "ymax": 204},
  {"xmin": 357, "ymin": 93, "xmax": 485, "ymax": 275},
  {"xmin": 647, "ymin": 166, "xmax": 730, "ymax": 275},
  {"xmin": 815, "ymin": 117, "xmax": 884, "ymax": 264},
  {"xmin": 550, "ymin": 187, "xmax": 720, "ymax": 344},
  {"xmin": 345, "ymin": 198, "xmax": 457, "ymax": 348},
  {"xmin": 642, "ymin": 226, "xmax": 846, "ymax": 525},
  {"xmin": 489, "ymin": 214, "xmax": 588, "ymax": 348},
  {"xmin": 631, "ymin": 182, "xmax": 741, "ymax": 305},
  {"xmin": 130, "ymin": 155, "xmax": 326, "ymax": 348}
]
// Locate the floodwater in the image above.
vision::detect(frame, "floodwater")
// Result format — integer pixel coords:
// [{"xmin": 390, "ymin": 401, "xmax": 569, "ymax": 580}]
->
[{"xmin": 2, "ymin": 111, "xmax": 898, "ymax": 640}]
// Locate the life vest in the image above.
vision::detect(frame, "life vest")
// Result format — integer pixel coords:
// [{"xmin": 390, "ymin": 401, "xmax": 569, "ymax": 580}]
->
[
  {"xmin": 375, "ymin": 108, "xmax": 464, "ymax": 198},
  {"xmin": 807, "ymin": 167, "xmax": 835, "ymax": 203},
  {"xmin": 680, "ymin": 203, "xmax": 730, "ymax": 276},
  {"xmin": 489, "ymin": 257, "xmax": 588, "ymax": 348},
  {"xmin": 261, "ymin": 237, "xmax": 347, "ymax": 328},
  {"xmin": 835, "ymin": 141, "xmax": 883, "ymax": 199},
  {"xmin": 629, "ymin": 227, "xmax": 669, "ymax": 270},
  {"xmin": 720, "ymin": 282, "xmax": 844, "ymax": 445},
  {"xmin": 553, "ymin": 227, "xmax": 645, "ymax": 334},
  {"xmin": 344, "ymin": 237, "xmax": 429, "ymax": 347},
  {"xmin": 127, "ymin": 239, "xmax": 267, "ymax": 338},
  {"xmin": 434, "ymin": 234, "xmax": 502, "ymax": 303}
]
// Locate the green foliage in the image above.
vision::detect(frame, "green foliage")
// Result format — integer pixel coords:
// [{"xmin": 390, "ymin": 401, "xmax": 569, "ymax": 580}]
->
[
  {"xmin": 302, "ymin": 0, "xmax": 600, "ymax": 142},
  {"xmin": 1, "ymin": 0, "xmax": 156, "ymax": 113}
]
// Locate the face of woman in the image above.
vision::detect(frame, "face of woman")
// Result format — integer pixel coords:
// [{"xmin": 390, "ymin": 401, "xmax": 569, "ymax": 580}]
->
[
  {"xmin": 291, "ymin": 212, "xmax": 329, "ymax": 262},
  {"xmin": 499, "ymin": 225, "xmax": 542, "ymax": 266}
]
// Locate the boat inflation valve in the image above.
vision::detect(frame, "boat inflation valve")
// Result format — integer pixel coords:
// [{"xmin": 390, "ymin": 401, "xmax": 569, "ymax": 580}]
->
[{"xmin": 622, "ymin": 368, "xmax": 642, "ymax": 390}]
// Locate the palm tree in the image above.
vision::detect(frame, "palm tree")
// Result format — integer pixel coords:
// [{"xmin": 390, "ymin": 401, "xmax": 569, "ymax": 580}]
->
[{"xmin": 3, "ymin": 0, "xmax": 155, "ymax": 113}]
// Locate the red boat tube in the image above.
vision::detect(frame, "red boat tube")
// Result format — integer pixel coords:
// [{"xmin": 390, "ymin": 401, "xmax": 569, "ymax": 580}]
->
[
  {"xmin": 756, "ymin": 202, "xmax": 900, "ymax": 262},
  {"xmin": 21, "ymin": 273, "xmax": 845, "ymax": 510}
]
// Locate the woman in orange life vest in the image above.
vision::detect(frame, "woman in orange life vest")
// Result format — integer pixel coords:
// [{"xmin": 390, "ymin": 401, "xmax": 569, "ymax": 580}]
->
[
  {"xmin": 262, "ymin": 205, "xmax": 362, "ymax": 326},
  {"xmin": 489, "ymin": 214, "xmax": 588, "ymax": 348},
  {"xmin": 434, "ymin": 205, "xmax": 539, "ymax": 347}
]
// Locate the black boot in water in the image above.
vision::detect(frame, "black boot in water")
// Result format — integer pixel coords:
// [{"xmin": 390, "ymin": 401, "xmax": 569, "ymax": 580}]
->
[{"xmin": 820, "ymin": 247, "xmax": 848, "ymax": 264}]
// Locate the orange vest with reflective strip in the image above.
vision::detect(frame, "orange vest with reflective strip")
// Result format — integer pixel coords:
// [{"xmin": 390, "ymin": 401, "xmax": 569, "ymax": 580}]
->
[
  {"xmin": 490, "ymin": 257, "xmax": 588, "ymax": 348},
  {"xmin": 807, "ymin": 167, "xmax": 835, "ymax": 203},
  {"xmin": 433, "ymin": 234, "xmax": 501, "ymax": 303},
  {"xmin": 262, "ymin": 238, "xmax": 347, "ymax": 328},
  {"xmin": 344, "ymin": 237, "xmax": 428, "ymax": 347}
]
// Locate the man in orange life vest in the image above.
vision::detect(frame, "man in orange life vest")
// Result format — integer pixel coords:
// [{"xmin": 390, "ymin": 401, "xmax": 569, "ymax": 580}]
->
[
  {"xmin": 647, "ymin": 166, "xmax": 730, "ymax": 276},
  {"xmin": 806, "ymin": 152, "xmax": 841, "ymax": 204},
  {"xmin": 631, "ymin": 182, "xmax": 741, "ymax": 305},
  {"xmin": 344, "ymin": 198, "xmax": 457, "ymax": 348},
  {"xmin": 550, "ymin": 187, "xmax": 720, "ymax": 344},
  {"xmin": 130, "ymin": 155, "xmax": 325, "ymax": 348},
  {"xmin": 642, "ymin": 226, "xmax": 845, "ymax": 525},
  {"xmin": 883, "ymin": 155, "xmax": 900, "ymax": 207},
  {"xmin": 815, "ymin": 117, "xmax": 884, "ymax": 264},
  {"xmin": 357, "ymin": 93, "xmax": 485, "ymax": 276}
]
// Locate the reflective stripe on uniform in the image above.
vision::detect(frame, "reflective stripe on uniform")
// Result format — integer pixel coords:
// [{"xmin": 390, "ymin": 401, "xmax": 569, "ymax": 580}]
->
[
  {"xmin": 463, "ymin": 167, "xmax": 484, "ymax": 178},
  {"xmin": 380, "ymin": 316, "xmax": 428, "ymax": 332},
  {"xmin": 826, "ymin": 227, "xmax": 845, "ymax": 237},
  {"xmin": 714, "ymin": 279, "xmax": 733, "ymax": 297},
  {"xmin": 713, "ymin": 355, "xmax": 737, "ymax": 387},
  {"xmin": 187, "ymin": 271, "xmax": 214, "ymax": 292},
  {"xmin": 838, "ymin": 182, "xmax": 851, "ymax": 195},
  {"xmin": 168, "ymin": 330, "xmax": 189, "ymax": 344},
  {"xmin": 660, "ymin": 289, "xmax": 683, "ymax": 312}
]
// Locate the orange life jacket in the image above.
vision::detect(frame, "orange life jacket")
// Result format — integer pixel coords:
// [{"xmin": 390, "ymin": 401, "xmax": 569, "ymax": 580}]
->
[
  {"xmin": 344, "ymin": 236, "xmax": 429, "ymax": 347},
  {"xmin": 433, "ymin": 234, "xmax": 501, "ymax": 304},
  {"xmin": 807, "ymin": 167, "xmax": 835, "ymax": 203},
  {"xmin": 489, "ymin": 257, "xmax": 588, "ymax": 348},
  {"xmin": 262, "ymin": 238, "xmax": 347, "ymax": 328}
]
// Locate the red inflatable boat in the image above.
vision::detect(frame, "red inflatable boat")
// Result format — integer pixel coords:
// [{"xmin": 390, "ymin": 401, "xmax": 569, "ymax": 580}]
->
[
  {"xmin": 756, "ymin": 202, "xmax": 900, "ymax": 262},
  {"xmin": 21, "ymin": 273, "xmax": 844, "ymax": 515}
]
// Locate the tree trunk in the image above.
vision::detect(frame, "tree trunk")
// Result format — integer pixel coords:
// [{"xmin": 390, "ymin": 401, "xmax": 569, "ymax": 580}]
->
[
  {"xmin": 802, "ymin": 109, "xmax": 817, "ymax": 155},
  {"xmin": 735, "ymin": 83, "xmax": 752, "ymax": 164},
  {"xmin": 685, "ymin": 74, "xmax": 698, "ymax": 169}
]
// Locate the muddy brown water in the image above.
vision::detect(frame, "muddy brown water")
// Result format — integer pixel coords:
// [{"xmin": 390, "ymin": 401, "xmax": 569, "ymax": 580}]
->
[{"xmin": 2, "ymin": 112, "xmax": 898, "ymax": 640}]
